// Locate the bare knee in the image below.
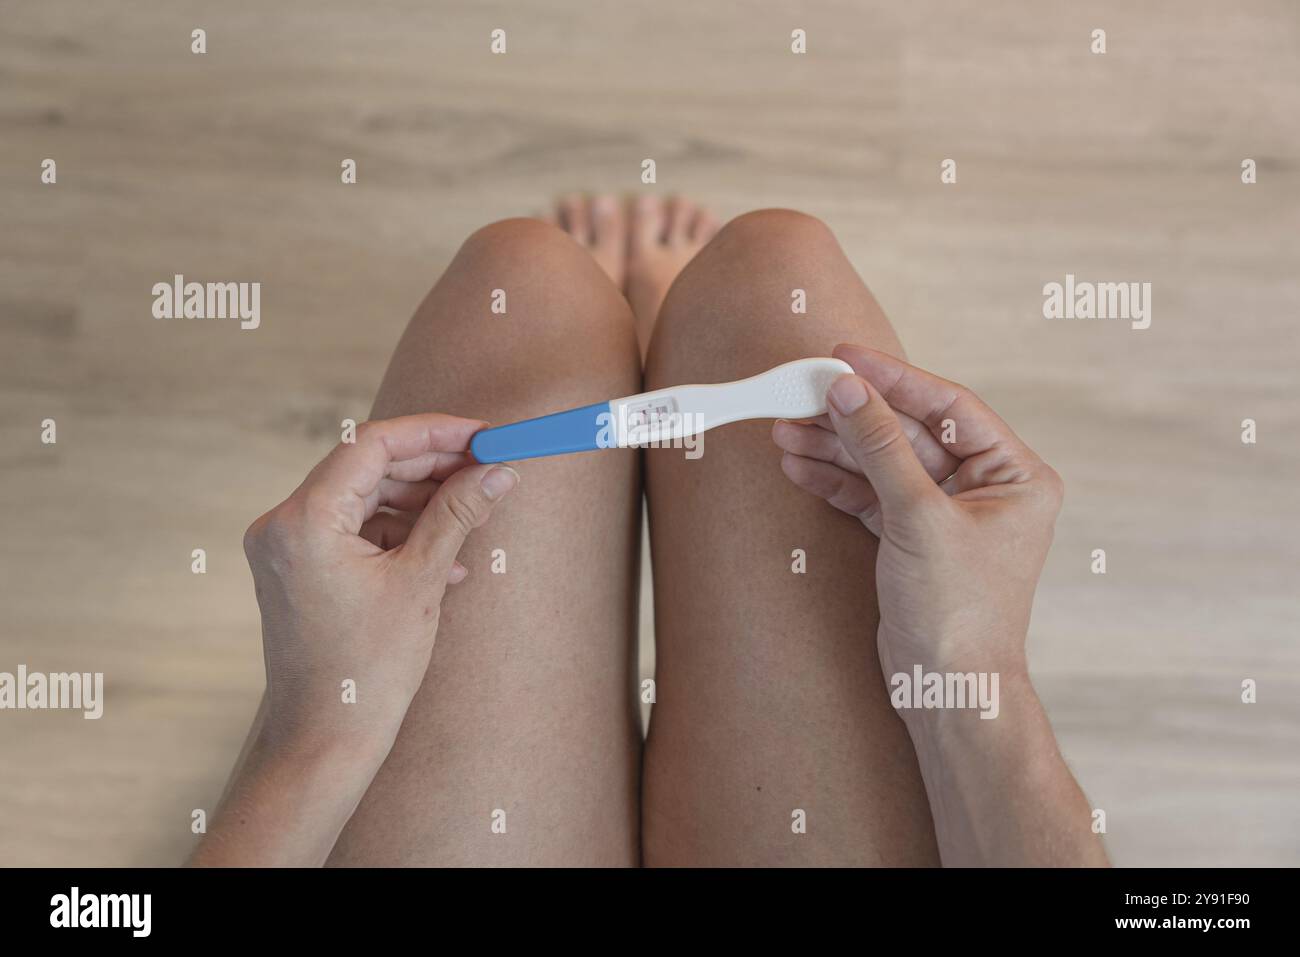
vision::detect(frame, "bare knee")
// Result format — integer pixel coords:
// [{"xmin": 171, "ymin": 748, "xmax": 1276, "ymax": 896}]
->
[
  {"xmin": 435, "ymin": 216, "xmax": 630, "ymax": 341},
  {"xmin": 373, "ymin": 217, "xmax": 637, "ymax": 421},
  {"xmin": 455, "ymin": 217, "xmax": 577, "ymax": 274},
  {"xmin": 718, "ymin": 208, "xmax": 836, "ymax": 247},
  {"xmin": 444, "ymin": 214, "xmax": 631, "ymax": 335},
  {"xmin": 649, "ymin": 208, "xmax": 899, "ymax": 382},
  {"xmin": 705, "ymin": 208, "xmax": 841, "ymax": 268},
  {"xmin": 669, "ymin": 207, "xmax": 847, "ymax": 301}
]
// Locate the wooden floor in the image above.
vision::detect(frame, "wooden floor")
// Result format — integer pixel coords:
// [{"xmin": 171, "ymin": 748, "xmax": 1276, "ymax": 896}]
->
[{"xmin": 2, "ymin": 0, "xmax": 1297, "ymax": 866}]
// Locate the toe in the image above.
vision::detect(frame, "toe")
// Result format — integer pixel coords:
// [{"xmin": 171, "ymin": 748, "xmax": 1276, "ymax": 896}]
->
[
  {"xmin": 630, "ymin": 195, "xmax": 666, "ymax": 255},
  {"xmin": 588, "ymin": 194, "xmax": 626, "ymax": 285},
  {"xmin": 590, "ymin": 194, "xmax": 622, "ymax": 246},
  {"xmin": 690, "ymin": 207, "xmax": 722, "ymax": 244},
  {"xmin": 559, "ymin": 193, "xmax": 591, "ymax": 245},
  {"xmin": 665, "ymin": 196, "xmax": 694, "ymax": 244}
]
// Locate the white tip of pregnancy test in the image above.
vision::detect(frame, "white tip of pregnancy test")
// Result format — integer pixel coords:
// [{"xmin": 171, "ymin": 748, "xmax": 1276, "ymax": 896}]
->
[
  {"xmin": 758, "ymin": 356, "xmax": 854, "ymax": 418},
  {"xmin": 609, "ymin": 356, "xmax": 854, "ymax": 447}
]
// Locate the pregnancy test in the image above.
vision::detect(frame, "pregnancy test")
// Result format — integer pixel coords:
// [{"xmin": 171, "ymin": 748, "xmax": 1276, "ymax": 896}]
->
[{"xmin": 470, "ymin": 356, "xmax": 852, "ymax": 463}]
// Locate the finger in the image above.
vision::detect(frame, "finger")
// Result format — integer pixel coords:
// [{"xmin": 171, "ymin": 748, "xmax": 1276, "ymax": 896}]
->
[
  {"xmin": 387, "ymin": 450, "xmax": 475, "ymax": 483},
  {"xmin": 359, "ymin": 510, "xmax": 416, "ymax": 550},
  {"xmin": 833, "ymin": 344, "xmax": 1031, "ymax": 462},
  {"xmin": 359, "ymin": 512, "xmax": 514, "ymax": 577},
  {"xmin": 773, "ymin": 419, "xmax": 859, "ymax": 471},
  {"xmin": 374, "ymin": 478, "xmax": 437, "ymax": 514},
  {"xmin": 825, "ymin": 374, "xmax": 943, "ymax": 514},
  {"xmin": 298, "ymin": 414, "xmax": 485, "ymax": 536},
  {"xmin": 405, "ymin": 464, "xmax": 519, "ymax": 573},
  {"xmin": 780, "ymin": 452, "xmax": 879, "ymax": 519},
  {"xmin": 940, "ymin": 447, "xmax": 1039, "ymax": 497},
  {"xmin": 775, "ymin": 411, "xmax": 960, "ymax": 484},
  {"xmin": 896, "ymin": 410, "xmax": 961, "ymax": 484}
]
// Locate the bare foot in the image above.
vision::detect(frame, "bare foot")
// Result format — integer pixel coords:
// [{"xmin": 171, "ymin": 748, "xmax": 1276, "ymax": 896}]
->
[
  {"xmin": 626, "ymin": 195, "xmax": 720, "ymax": 358},
  {"xmin": 545, "ymin": 193, "xmax": 626, "ymax": 288}
]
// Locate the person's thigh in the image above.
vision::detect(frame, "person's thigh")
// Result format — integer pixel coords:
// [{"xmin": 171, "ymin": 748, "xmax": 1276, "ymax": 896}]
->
[
  {"xmin": 328, "ymin": 218, "xmax": 643, "ymax": 866},
  {"xmin": 641, "ymin": 209, "xmax": 940, "ymax": 866}
]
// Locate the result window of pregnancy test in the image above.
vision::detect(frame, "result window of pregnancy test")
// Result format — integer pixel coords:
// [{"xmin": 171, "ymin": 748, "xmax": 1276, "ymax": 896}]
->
[
  {"xmin": 624, "ymin": 397, "xmax": 680, "ymax": 445},
  {"xmin": 626, "ymin": 397, "xmax": 679, "ymax": 429}
]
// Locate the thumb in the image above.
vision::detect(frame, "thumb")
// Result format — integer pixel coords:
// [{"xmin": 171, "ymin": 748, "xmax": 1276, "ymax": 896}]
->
[
  {"xmin": 826, "ymin": 374, "xmax": 938, "ymax": 514},
  {"xmin": 405, "ymin": 463, "xmax": 519, "ymax": 575}
]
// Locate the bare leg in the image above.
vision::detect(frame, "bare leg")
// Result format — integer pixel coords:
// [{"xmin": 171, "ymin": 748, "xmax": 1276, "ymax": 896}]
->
[
  {"xmin": 327, "ymin": 218, "xmax": 643, "ymax": 866},
  {"xmin": 640, "ymin": 210, "xmax": 940, "ymax": 866}
]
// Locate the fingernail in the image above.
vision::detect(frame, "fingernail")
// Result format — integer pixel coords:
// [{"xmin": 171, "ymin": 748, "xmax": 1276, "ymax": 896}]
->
[
  {"xmin": 828, "ymin": 375, "xmax": 869, "ymax": 415},
  {"xmin": 481, "ymin": 466, "xmax": 519, "ymax": 500},
  {"xmin": 592, "ymin": 195, "xmax": 616, "ymax": 216}
]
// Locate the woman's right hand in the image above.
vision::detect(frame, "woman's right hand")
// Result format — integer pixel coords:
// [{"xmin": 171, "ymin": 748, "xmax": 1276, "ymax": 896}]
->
[{"xmin": 772, "ymin": 344, "xmax": 1064, "ymax": 685}]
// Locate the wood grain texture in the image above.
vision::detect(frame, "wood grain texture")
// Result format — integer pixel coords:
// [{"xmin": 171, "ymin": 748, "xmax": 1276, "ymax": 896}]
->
[{"xmin": 1, "ymin": 0, "xmax": 1297, "ymax": 866}]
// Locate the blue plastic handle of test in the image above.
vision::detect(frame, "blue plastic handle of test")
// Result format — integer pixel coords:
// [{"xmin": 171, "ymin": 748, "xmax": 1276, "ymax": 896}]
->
[{"xmin": 470, "ymin": 402, "xmax": 609, "ymax": 463}]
